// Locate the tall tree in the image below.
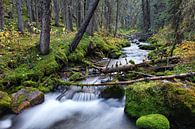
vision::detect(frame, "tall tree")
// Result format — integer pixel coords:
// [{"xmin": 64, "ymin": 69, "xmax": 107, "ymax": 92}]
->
[
  {"xmin": 39, "ymin": 0, "xmax": 51, "ymax": 55},
  {"xmin": 25, "ymin": 0, "xmax": 33, "ymax": 22},
  {"xmin": 69, "ymin": 0, "xmax": 100, "ymax": 52},
  {"xmin": 104, "ymin": 0, "xmax": 112, "ymax": 33},
  {"xmin": 169, "ymin": 0, "xmax": 183, "ymax": 56},
  {"xmin": 65, "ymin": 0, "xmax": 73, "ymax": 32},
  {"xmin": 142, "ymin": 0, "xmax": 151, "ymax": 32},
  {"xmin": 86, "ymin": 0, "xmax": 96, "ymax": 36},
  {"xmin": 114, "ymin": 0, "xmax": 119, "ymax": 37},
  {"xmin": 53, "ymin": 0, "xmax": 60, "ymax": 26},
  {"xmin": 76, "ymin": 0, "xmax": 84, "ymax": 29},
  {"xmin": 16, "ymin": 0, "xmax": 24, "ymax": 33},
  {"xmin": 0, "ymin": 0, "xmax": 4, "ymax": 30}
]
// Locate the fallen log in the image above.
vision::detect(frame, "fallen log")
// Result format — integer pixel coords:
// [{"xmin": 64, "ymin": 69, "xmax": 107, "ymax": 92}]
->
[
  {"xmin": 59, "ymin": 72, "xmax": 195, "ymax": 87},
  {"xmin": 100, "ymin": 57, "xmax": 180, "ymax": 74}
]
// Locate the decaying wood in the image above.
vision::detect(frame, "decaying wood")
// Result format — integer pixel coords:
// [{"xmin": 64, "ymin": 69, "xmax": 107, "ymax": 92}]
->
[
  {"xmin": 99, "ymin": 57, "xmax": 180, "ymax": 74},
  {"xmin": 61, "ymin": 72, "xmax": 195, "ymax": 87}
]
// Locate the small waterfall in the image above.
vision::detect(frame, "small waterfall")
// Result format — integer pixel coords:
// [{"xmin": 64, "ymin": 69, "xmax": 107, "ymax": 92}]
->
[{"xmin": 57, "ymin": 86, "xmax": 101, "ymax": 102}]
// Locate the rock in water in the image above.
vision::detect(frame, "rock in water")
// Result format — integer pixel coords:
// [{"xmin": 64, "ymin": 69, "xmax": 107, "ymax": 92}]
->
[{"xmin": 11, "ymin": 87, "xmax": 44, "ymax": 113}]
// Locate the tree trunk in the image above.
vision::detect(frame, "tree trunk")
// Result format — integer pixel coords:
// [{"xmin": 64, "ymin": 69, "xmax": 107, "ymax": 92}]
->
[
  {"xmin": 0, "ymin": 0, "xmax": 4, "ymax": 30},
  {"xmin": 142, "ymin": 0, "xmax": 151, "ymax": 32},
  {"xmin": 99, "ymin": 57, "xmax": 180, "ymax": 74},
  {"xmin": 25, "ymin": 0, "xmax": 33, "ymax": 22},
  {"xmin": 53, "ymin": 0, "xmax": 60, "ymax": 26},
  {"xmin": 39, "ymin": 0, "xmax": 51, "ymax": 55},
  {"xmin": 76, "ymin": 0, "xmax": 84, "ymax": 29},
  {"xmin": 16, "ymin": 0, "xmax": 24, "ymax": 33},
  {"xmin": 114, "ymin": 0, "xmax": 119, "ymax": 37},
  {"xmin": 65, "ymin": 0, "xmax": 73, "ymax": 32},
  {"xmin": 104, "ymin": 0, "xmax": 112, "ymax": 33},
  {"xmin": 69, "ymin": 0, "xmax": 100, "ymax": 52},
  {"xmin": 86, "ymin": 0, "xmax": 96, "ymax": 36}
]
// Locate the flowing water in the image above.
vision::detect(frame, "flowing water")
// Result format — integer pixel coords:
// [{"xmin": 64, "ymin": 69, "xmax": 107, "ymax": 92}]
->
[{"xmin": 0, "ymin": 41, "xmax": 149, "ymax": 129}]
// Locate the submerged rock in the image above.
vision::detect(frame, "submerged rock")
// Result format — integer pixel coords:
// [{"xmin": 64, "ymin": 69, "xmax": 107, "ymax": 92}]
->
[
  {"xmin": 0, "ymin": 91, "xmax": 11, "ymax": 115},
  {"xmin": 100, "ymin": 86, "xmax": 125, "ymax": 99},
  {"xmin": 136, "ymin": 114, "xmax": 170, "ymax": 129},
  {"xmin": 125, "ymin": 81, "xmax": 195, "ymax": 128},
  {"xmin": 11, "ymin": 87, "xmax": 44, "ymax": 113}
]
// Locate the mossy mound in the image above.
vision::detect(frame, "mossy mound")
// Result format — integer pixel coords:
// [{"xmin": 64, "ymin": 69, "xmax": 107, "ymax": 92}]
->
[
  {"xmin": 125, "ymin": 81, "xmax": 195, "ymax": 128},
  {"xmin": 139, "ymin": 44, "xmax": 156, "ymax": 50},
  {"xmin": 136, "ymin": 114, "xmax": 170, "ymax": 129}
]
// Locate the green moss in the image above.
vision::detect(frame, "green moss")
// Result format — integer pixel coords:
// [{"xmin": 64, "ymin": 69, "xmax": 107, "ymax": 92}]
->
[
  {"xmin": 136, "ymin": 114, "xmax": 170, "ymax": 129},
  {"xmin": 125, "ymin": 81, "xmax": 195, "ymax": 127},
  {"xmin": 0, "ymin": 91, "xmax": 11, "ymax": 108},
  {"xmin": 139, "ymin": 44, "xmax": 156, "ymax": 50},
  {"xmin": 69, "ymin": 72, "xmax": 83, "ymax": 81}
]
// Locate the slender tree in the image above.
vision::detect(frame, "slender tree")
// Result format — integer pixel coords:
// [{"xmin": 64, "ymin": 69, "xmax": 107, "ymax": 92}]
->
[
  {"xmin": 39, "ymin": 0, "xmax": 51, "ymax": 55},
  {"xmin": 25, "ymin": 0, "xmax": 33, "ymax": 22},
  {"xmin": 114, "ymin": 0, "xmax": 119, "ymax": 37},
  {"xmin": 16, "ymin": 0, "xmax": 24, "ymax": 33},
  {"xmin": 53, "ymin": 0, "xmax": 60, "ymax": 26},
  {"xmin": 0, "ymin": 0, "xmax": 4, "ymax": 30},
  {"xmin": 69, "ymin": 0, "xmax": 100, "ymax": 52},
  {"xmin": 65, "ymin": 0, "xmax": 73, "ymax": 32}
]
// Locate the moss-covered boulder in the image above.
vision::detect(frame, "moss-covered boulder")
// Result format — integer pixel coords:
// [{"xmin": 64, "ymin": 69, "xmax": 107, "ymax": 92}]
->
[
  {"xmin": 0, "ymin": 91, "xmax": 11, "ymax": 115},
  {"xmin": 139, "ymin": 44, "xmax": 156, "ymax": 50},
  {"xmin": 136, "ymin": 114, "xmax": 170, "ymax": 129},
  {"xmin": 100, "ymin": 86, "xmax": 125, "ymax": 99},
  {"xmin": 125, "ymin": 81, "xmax": 195, "ymax": 128},
  {"xmin": 11, "ymin": 87, "xmax": 44, "ymax": 113}
]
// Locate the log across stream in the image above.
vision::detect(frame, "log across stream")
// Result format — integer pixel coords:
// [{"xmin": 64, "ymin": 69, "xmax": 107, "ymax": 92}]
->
[{"xmin": 0, "ymin": 41, "xmax": 152, "ymax": 129}]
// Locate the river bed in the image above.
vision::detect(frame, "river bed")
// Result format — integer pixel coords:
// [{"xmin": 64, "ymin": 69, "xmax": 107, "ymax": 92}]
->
[{"xmin": 0, "ymin": 42, "xmax": 149, "ymax": 129}]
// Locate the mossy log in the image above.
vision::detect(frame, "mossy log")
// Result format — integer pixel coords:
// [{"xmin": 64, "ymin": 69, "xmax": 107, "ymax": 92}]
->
[
  {"xmin": 99, "ymin": 57, "xmax": 180, "ymax": 74},
  {"xmin": 57, "ymin": 72, "xmax": 195, "ymax": 87}
]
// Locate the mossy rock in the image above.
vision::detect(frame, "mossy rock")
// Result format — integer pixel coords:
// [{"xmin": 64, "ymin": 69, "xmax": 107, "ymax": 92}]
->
[
  {"xmin": 125, "ymin": 81, "xmax": 195, "ymax": 128},
  {"xmin": 139, "ymin": 44, "xmax": 156, "ymax": 50},
  {"xmin": 136, "ymin": 114, "xmax": 170, "ymax": 129},
  {"xmin": 100, "ymin": 86, "xmax": 125, "ymax": 99},
  {"xmin": 11, "ymin": 87, "xmax": 44, "ymax": 113},
  {"xmin": 69, "ymin": 72, "xmax": 83, "ymax": 81}
]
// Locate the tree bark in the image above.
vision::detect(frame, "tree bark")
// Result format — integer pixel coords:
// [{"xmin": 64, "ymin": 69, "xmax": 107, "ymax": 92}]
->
[
  {"xmin": 39, "ymin": 0, "xmax": 51, "ymax": 55},
  {"xmin": 53, "ymin": 0, "xmax": 60, "ymax": 26},
  {"xmin": 65, "ymin": 0, "xmax": 73, "ymax": 32},
  {"xmin": 25, "ymin": 0, "xmax": 33, "ymax": 22},
  {"xmin": 114, "ymin": 0, "xmax": 119, "ymax": 37},
  {"xmin": 142, "ymin": 0, "xmax": 151, "ymax": 32},
  {"xmin": 0, "ymin": 0, "xmax": 4, "ymax": 30},
  {"xmin": 16, "ymin": 0, "xmax": 24, "ymax": 33},
  {"xmin": 69, "ymin": 0, "xmax": 100, "ymax": 53},
  {"xmin": 76, "ymin": 0, "xmax": 84, "ymax": 29},
  {"xmin": 99, "ymin": 57, "xmax": 180, "ymax": 74}
]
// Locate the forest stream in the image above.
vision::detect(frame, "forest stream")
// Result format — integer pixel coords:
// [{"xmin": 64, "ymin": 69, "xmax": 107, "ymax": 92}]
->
[{"xmin": 0, "ymin": 41, "xmax": 150, "ymax": 129}]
